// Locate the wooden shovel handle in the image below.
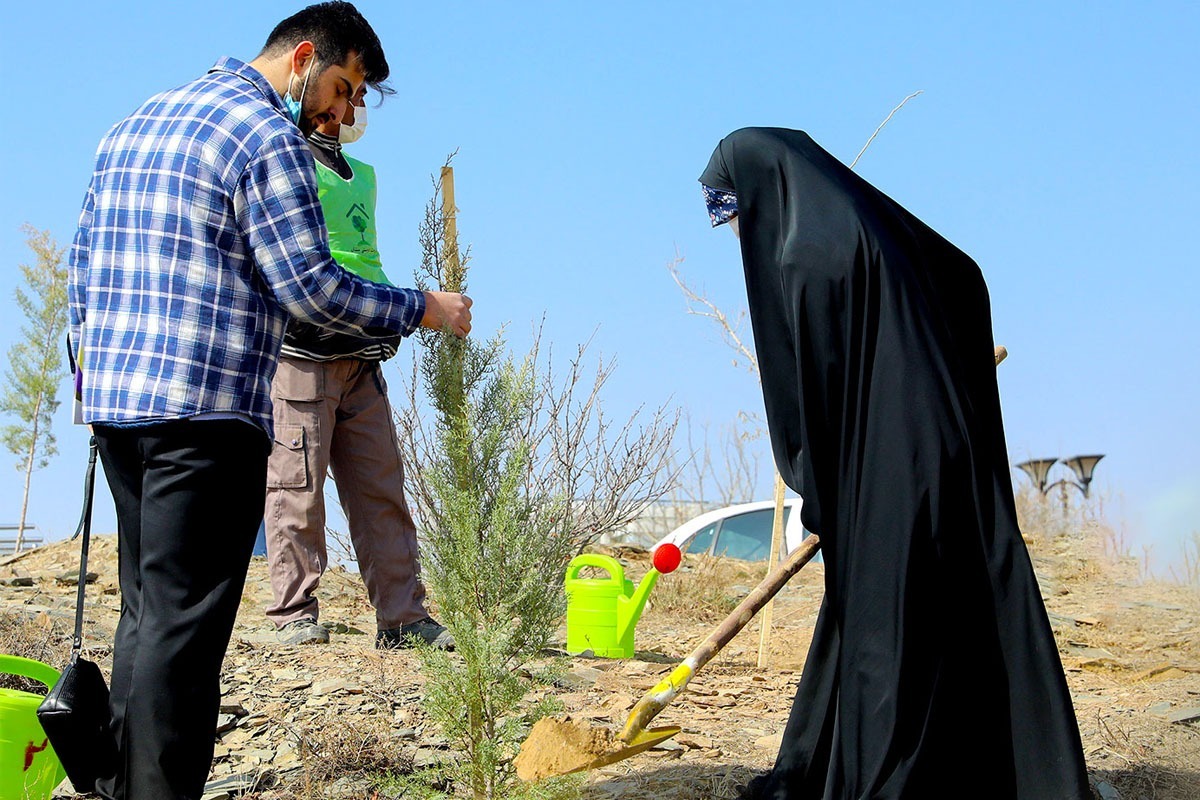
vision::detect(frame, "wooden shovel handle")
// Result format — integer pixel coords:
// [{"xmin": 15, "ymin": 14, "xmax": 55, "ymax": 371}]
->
[
  {"xmin": 621, "ymin": 345, "xmax": 1008, "ymax": 741},
  {"xmin": 688, "ymin": 535, "xmax": 822, "ymax": 674},
  {"xmin": 693, "ymin": 348, "xmax": 1003, "ymax": 667},
  {"xmin": 619, "ymin": 535, "xmax": 822, "ymax": 741},
  {"xmin": 688, "ymin": 347, "xmax": 1002, "ymax": 672}
]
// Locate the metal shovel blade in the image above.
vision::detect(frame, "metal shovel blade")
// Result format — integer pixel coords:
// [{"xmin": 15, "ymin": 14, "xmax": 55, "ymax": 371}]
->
[
  {"xmin": 515, "ymin": 717, "xmax": 681, "ymax": 781},
  {"xmin": 565, "ymin": 726, "xmax": 681, "ymax": 773}
]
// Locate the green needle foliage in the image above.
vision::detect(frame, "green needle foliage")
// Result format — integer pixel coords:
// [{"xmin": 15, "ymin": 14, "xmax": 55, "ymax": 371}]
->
[
  {"xmin": 409, "ymin": 168, "xmax": 578, "ymax": 800},
  {"xmin": 402, "ymin": 163, "xmax": 675, "ymax": 799},
  {"xmin": 1, "ymin": 226, "xmax": 68, "ymax": 552}
]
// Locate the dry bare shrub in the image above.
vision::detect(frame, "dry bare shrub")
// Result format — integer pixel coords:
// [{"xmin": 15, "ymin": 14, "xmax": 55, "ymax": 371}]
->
[
  {"xmin": 662, "ymin": 412, "xmax": 766, "ymax": 515},
  {"xmin": 1012, "ymin": 483, "xmax": 1147, "ymax": 589}
]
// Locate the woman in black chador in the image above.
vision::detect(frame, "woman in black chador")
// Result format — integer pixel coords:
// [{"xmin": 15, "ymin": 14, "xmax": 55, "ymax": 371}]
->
[{"xmin": 701, "ymin": 128, "xmax": 1090, "ymax": 799}]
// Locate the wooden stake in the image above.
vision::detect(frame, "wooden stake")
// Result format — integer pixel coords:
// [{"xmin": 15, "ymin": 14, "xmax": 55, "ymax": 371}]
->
[
  {"xmin": 757, "ymin": 470, "xmax": 787, "ymax": 668},
  {"xmin": 439, "ymin": 166, "xmax": 463, "ymax": 292},
  {"xmin": 437, "ymin": 165, "xmax": 470, "ymax": 491}
]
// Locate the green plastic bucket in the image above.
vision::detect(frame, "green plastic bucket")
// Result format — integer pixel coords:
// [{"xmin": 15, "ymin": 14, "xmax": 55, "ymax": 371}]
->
[{"xmin": 0, "ymin": 655, "xmax": 66, "ymax": 800}]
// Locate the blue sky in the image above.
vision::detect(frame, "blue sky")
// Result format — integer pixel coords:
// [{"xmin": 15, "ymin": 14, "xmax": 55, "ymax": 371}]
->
[{"xmin": 0, "ymin": 2, "xmax": 1196, "ymax": 569}]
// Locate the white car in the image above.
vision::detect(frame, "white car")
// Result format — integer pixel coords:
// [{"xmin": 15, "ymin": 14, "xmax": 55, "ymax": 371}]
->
[{"xmin": 652, "ymin": 499, "xmax": 817, "ymax": 563}]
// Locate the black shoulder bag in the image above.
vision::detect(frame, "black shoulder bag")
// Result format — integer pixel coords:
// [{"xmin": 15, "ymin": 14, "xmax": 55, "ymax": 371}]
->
[{"xmin": 37, "ymin": 436, "xmax": 118, "ymax": 792}]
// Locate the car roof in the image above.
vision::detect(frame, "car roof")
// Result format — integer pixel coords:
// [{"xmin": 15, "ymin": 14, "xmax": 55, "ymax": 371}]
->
[{"xmin": 654, "ymin": 498, "xmax": 803, "ymax": 550}]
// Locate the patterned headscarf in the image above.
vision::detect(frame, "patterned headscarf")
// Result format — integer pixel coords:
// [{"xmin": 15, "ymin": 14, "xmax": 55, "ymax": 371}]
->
[{"xmin": 702, "ymin": 184, "xmax": 738, "ymax": 227}]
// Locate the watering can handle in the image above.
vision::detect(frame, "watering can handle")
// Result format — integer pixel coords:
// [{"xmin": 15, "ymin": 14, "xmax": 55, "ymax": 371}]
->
[
  {"xmin": 0, "ymin": 654, "xmax": 60, "ymax": 692},
  {"xmin": 565, "ymin": 554, "xmax": 623, "ymax": 583}
]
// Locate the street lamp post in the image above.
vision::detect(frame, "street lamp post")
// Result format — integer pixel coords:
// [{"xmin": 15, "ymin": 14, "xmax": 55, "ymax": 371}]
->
[{"xmin": 1014, "ymin": 454, "xmax": 1105, "ymax": 513}]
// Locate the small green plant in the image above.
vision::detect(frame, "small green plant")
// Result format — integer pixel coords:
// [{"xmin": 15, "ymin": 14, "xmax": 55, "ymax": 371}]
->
[
  {"xmin": 413, "ymin": 336, "xmax": 575, "ymax": 798},
  {"xmin": 400, "ymin": 161, "xmax": 675, "ymax": 799}
]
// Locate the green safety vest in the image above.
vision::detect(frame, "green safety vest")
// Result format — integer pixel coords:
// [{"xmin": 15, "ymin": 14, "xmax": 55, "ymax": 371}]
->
[{"xmin": 315, "ymin": 155, "xmax": 392, "ymax": 286}]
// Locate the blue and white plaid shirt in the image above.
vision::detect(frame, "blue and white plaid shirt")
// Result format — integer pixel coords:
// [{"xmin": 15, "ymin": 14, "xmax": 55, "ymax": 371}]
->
[{"xmin": 68, "ymin": 57, "xmax": 425, "ymax": 440}]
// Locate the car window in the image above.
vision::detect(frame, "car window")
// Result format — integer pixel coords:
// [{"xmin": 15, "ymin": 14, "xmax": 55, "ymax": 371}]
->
[
  {"xmin": 684, "ymin": 522, "xmax": 718, "ymax": 556},
  {"xmin": 713, "ymin": 508, "xmax": 790, "ymax": 561}
]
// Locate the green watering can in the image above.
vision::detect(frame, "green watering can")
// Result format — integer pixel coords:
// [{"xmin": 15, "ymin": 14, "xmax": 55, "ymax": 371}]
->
[
  {"xmin": 564, "ymin": 545, "xmax": 681, "ymax": 659},
  {"xmin": 0, "ymin": 655, "xmax": 67, "ymax": 800}
]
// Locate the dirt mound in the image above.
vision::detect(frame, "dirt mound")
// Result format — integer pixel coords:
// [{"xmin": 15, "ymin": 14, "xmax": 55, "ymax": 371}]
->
[{"xmin": 514, "ymin": 716, "xmax": 618, "ymax": 782}]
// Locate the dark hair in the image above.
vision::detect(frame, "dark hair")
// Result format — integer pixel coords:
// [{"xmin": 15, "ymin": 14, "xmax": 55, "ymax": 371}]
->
[{"xmin": 261, "ymin": 2, "xmax": 393, "ymax": 96}]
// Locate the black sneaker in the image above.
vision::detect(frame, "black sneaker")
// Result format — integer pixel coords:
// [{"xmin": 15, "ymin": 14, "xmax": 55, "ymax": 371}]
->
[
  {"xmin": 376, "ymin": 617, "xmax": 455, "ymax": 651},
  {"xmin": 277, "ymin": 618, "xmax": 329, "ymax": 645}
]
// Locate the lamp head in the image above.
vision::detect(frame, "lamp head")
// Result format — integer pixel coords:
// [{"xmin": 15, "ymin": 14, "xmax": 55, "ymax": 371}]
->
[
  {"xmin": 1062, "ymin": 454, "xmax": 1105, "ymax": 496},
  {"xmin": 1016, "ymin": 458, "xmax": 1059, "ymax": 493}
]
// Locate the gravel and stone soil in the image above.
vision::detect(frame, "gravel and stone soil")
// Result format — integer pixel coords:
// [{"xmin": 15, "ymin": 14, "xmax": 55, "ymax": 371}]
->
[{"xmin": 2, "ymin": 527, "xmax": 1197, "ymax": 799}]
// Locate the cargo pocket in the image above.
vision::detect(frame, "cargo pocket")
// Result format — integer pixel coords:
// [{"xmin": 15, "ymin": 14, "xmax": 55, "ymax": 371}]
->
[
  {"xmin": 273, "ymin": 358, "xmax": 324, "ymax": 402},
  {"xmin": 267, "ymin": 423, "xmax": 309, "ymax": 489}
]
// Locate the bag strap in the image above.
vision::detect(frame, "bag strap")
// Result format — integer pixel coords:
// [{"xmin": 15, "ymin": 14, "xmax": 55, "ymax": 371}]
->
[{"xmin": 69, "ymin": 436, "xmax": 98, "ymax": 656}]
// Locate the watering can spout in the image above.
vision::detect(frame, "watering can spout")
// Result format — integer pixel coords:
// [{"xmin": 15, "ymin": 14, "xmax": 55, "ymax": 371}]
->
[{"xmin": 616, "ymin": 569, "xmax": 661, "ymax": 645}]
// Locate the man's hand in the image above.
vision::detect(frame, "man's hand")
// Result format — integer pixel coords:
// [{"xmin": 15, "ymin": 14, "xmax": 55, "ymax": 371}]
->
[{"xmin": 421, "ymin": 291, "xmax": 473, "ymax": 338}]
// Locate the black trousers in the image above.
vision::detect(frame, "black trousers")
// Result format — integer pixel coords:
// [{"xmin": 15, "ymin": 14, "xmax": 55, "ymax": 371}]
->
[{"xmin": 93, "ymin": 420, "xmax": 268, "ymax": 800}]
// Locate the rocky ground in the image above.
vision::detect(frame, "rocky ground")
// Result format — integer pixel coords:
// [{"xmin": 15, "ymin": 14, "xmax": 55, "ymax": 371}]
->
[{"xmin": 2, "ymin": 525, "xmax": 1198, "ymax": 799}]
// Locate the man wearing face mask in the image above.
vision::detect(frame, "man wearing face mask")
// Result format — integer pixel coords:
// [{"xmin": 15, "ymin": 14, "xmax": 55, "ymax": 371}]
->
[
  {"xmin": 66, "ymin": 3, "xmax": 471, "ymax": 798},
  {"xmin": 264, "ymin": 87, "xmax": 454, "ymax": 651}
]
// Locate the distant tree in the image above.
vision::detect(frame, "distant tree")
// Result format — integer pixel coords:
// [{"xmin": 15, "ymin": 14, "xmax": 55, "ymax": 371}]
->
[{"xmin": 0, "ymin": 226, "xmax": 68, "ymax": 552}]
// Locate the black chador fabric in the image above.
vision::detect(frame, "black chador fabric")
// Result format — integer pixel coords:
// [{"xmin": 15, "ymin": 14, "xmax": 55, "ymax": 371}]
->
[{"xmin": 701, "ymin": 128, "xmax": 1090, "ymax": 799}]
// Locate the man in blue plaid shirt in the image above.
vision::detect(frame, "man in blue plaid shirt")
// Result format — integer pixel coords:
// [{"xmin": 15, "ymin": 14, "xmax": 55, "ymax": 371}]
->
[{"xmin": 65, "ymin": 4, "xmax": 471, "ymax": 798}]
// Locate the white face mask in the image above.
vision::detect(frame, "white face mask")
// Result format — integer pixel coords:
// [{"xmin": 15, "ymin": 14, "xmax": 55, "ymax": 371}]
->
[{"xmin": 338, "ymin": 103, "xmax": 368, "ymax": 144}]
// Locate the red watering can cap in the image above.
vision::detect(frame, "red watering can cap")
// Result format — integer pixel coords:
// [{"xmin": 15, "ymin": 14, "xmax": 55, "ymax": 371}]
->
[{"xmin": 652, "ymin": 543, "xmax": 681, "ymax": 574}]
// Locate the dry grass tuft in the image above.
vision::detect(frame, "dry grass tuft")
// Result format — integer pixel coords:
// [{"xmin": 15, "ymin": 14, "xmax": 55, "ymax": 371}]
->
[
  {"xmin": 1015, "ymin": 485, "xmax": 1078, "ymax": 545},
  {"xmin": 292, "ymin": 710, "xmax": 414, "ymax": 784},
  {"xmin": 1014, "ymin": 487, "xmax": 1142, "ymax": 587},
  {"xmin": 1094, "ymin": 711, "xmax": 1153, "ymax": 762},
  {"xmin": 584, "ymin": 763, "xmax": 763, "ymax": 800},
  {"xmin": 1091, "ymin": 765, "xmax": 1200, "ymax": 800},
  {"xmin": 650, "ymin": 555, "xmax": 762, "ymax": 621},
  {"xmin": 0, "ymin": 610, "xmax": 71, "ymax": 693},
  {"xmin": 1168, "ymin": 532, "xmax": 1200, "ymax": 610}
]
